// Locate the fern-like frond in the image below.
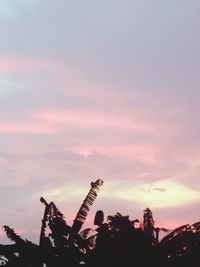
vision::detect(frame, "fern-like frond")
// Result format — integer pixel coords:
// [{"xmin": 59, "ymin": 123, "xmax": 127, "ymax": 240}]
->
[{"xmin": 71, "ymin": 179, "xmax": 103, "ymax": 234}]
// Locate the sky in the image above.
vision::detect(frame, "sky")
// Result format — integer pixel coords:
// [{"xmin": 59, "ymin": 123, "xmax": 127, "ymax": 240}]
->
[{"xmin": 0, "ymin": 0, "xmax": 200, "ymax": 243}]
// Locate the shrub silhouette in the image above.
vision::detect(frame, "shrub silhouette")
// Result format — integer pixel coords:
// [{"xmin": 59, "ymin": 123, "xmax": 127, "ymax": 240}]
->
[{"xmin": 0, "ymin": 180, "xmax": 200, "ymax": 267}]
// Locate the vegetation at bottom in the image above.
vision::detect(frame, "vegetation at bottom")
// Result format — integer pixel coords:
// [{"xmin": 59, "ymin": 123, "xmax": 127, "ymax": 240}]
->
[{"xmin": 0, "ymin": 180, "xmax": 200, "ymax": 267}]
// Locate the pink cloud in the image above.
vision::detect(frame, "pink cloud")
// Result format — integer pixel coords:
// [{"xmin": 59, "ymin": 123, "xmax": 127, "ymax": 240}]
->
[
  {"xmin": 0, "ymin": 56, "xmax": 69, "ymax": 75},
  {"xmin": 0, "ymin": 121, "xmax": 55, "ymax": 134},
  {"xmin": 0, "ymin": 55, "xmax": 127, "ymax": 103},
  {"xmin": 34, "ymin": 109, "xmax": 157, "ymax": 132},
  {"xmin": 73, "ymin": 143, "xmax": 157, "ymax": 163}
]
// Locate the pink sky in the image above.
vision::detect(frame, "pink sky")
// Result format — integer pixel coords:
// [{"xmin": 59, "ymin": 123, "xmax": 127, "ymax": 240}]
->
[{"xmin": 0, "ymin": 0, "xmax": 200, "ymax": 244}]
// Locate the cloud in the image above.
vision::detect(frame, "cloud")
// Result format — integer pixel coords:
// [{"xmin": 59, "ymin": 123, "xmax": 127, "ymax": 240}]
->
[
  {"xmin": 33, "ymin": 108, "xmax": 157, "ymax": 133},
  {"xmin": 33, "ymin": 178, "xmax": 200, "ymax": 211},
  {"xmin": 0, "ymin": 121, "xmax": 55, "ymax": 134},
  {"xmin": 0, "ymin": 56, "xmax": 68, "ymax": 75},
  {"xmin": 114, "ymin": 179, "xmax": 200, "ymax": 208},
  {"xmin": 153, "ymin": 187, "xmax": 166, "ymax": 193}
]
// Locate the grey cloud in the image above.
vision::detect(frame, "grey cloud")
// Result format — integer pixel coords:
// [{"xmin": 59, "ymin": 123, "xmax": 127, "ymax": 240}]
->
[{"xmin": 153, "ymin": 187, "xmax": 166, "ymax": 193}]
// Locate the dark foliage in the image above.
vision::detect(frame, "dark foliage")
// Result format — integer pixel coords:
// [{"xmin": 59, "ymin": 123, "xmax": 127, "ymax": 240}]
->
[{"xmin": 0, "ymin": 180, "xmax": 200, "ymax": 267}]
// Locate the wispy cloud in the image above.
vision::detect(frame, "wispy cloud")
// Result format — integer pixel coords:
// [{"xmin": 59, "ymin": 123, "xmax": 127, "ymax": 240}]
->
[
  {"xmin": 0, "ymin": 121, "xmax": 55, "ymax": 134},
  {"xmin": 0, "ymin": 56, "xmax": 68, "ymax": 75},
  {"xmin": 33, "ymin": 108, "xmax": 157, "ymax": 132}
]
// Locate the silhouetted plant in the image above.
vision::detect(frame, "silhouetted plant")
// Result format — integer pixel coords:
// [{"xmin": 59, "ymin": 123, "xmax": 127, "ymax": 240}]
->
[{"xmin": 1, "ymin": 180, "xmax": 200, "ymax": 267}]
